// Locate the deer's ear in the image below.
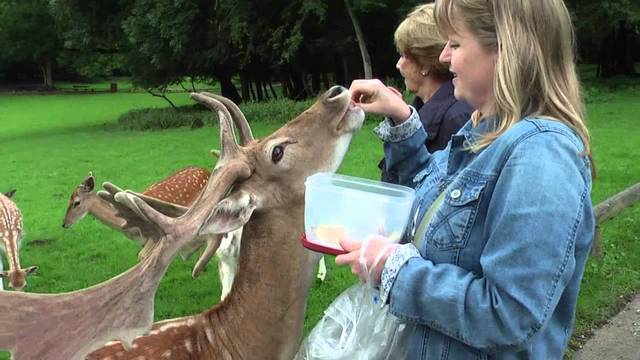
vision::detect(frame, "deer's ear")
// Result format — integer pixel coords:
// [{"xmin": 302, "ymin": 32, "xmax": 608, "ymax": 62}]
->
[
  {"xmin": 4, "ymin": 189, "xmax": 16, "ymax": 198},
  {"xmin": 199, "ymin": 190, "xmax": 257, "ymax": 235},
  {"xmin": 25, "ymin": 266, "xmax": 38, "ymax": 275},
  {"xmin": 83, "ymin": 175, "xmax": 95, "ymax": 192}
]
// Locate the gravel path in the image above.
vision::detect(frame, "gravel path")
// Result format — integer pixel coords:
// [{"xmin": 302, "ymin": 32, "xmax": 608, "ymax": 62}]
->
[{"xmin": 573, "ymin": 294, "xmax": 640, "ymax": 360}]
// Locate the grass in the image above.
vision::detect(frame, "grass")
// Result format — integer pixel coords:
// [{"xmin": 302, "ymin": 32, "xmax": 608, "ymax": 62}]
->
[{"xmin": 0, "ymin": 78, "xmax": 638, "ymax": 358}]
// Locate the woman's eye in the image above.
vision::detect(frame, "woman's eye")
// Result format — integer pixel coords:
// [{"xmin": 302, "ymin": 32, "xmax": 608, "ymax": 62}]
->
[{"xmin": 271, "ymin": 145, "xmax": 284, "ymax": 163}]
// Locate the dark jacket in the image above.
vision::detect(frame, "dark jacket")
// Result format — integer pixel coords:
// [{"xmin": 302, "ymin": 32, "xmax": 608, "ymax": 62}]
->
[{"xmin": 380, "ymin": 80, "xmax": 472, "ymax": 184}]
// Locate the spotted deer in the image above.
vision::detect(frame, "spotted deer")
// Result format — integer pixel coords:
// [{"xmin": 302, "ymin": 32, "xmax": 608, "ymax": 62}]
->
[
  {"xmin": 0, "ymin": 190, "xmax": 38, "ymax": 291},
  {"xmin": 62, "ymin": 168, "xmax": 245, "ymax": 299},
  {"xmin": 0, "ymin": 87, "xmax": 363, "ymax": 360},
  {"xmin": 62, "ymin": 166, "xmax": 210, "ymax": 234}
]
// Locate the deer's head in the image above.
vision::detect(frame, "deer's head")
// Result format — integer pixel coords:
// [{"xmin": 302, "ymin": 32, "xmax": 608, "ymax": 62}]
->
[
  {"xmin": 106, "ymin": 86, "xmax": 364, "ymax": 260},
  {"xmin": 62, "ymin": 173, "xmax": 95, "ymax": 228},
  {"xmin": 0, "ymin": 266, "xmax": 38, "ymax": 291}
]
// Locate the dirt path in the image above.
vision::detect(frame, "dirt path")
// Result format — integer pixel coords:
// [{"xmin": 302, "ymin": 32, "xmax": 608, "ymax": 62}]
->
[{"xmin": 573, "ymin": 294, "xmax": 640, "ymax": 360}]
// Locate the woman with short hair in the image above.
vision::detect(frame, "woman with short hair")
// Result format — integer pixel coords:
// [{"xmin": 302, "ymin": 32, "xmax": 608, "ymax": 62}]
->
[{"xmin": 380, "ymin": 3, "xmax": 472, "ymax": 183}]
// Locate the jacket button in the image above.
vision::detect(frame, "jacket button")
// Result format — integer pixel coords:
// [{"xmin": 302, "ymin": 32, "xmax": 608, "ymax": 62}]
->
[{"xmin": 450, "ymin": 189, "xmax": 461, "ymax": 199}]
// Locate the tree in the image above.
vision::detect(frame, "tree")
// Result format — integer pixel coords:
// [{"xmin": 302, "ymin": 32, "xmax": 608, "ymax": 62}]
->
[
  {"xmin": 571, "ymin": 0, "xmax": 640, "ymax": 77},
  {"xmin": 52, "ymin": 0, "xmax": 131, "ymax": 79},
  {"xmin": 0, "ymin": 0, "xmax": 58, "ymax": 88},
  {"xmin": 343, "ymin": 0, "xmax": 379, "ymax": 79},
  {"xmin": 122, "ymin": 0, "xmax": 242, "ymax": 103}
]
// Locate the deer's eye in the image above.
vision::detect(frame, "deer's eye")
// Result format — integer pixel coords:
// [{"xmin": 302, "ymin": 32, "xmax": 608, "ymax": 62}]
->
[
  {"xmin": 73, "ymin": 201, "xmax": 81, "ymax": 208},
  {"xmin": 271, "ymin": 145, "xmax": 284, "ymax": 163}
]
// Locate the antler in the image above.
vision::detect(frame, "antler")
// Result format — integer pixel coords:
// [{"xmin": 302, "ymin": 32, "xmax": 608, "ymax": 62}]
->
[
  {"xmin": 117, "ymin": 94, "xmax": 251, "ymax": 250},
  {"xmin": 201, "ymin": 92, "xmax": 254, "ymax": 146}
]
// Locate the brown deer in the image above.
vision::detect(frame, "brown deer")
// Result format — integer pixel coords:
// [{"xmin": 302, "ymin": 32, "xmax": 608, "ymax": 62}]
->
[
  {"xmin": 62, "ymin": 166, "xmax": 210, "ymax": 235},
  {"xmin": 62, "ymin": 166, "xmax": 244, "ymax": 299},
  {"xmin": 0, "ymin": 87, "xmax": 363, "ymax": 359},
  {"xmin": 0, "ymin": 190, "xmax": 38, "ymax": 291}
]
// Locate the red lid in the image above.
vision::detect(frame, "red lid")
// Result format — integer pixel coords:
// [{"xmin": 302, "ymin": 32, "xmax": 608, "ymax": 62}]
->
[{"xmin": 300, "ymin": 233, "xmax": 348, "ymax": 256}]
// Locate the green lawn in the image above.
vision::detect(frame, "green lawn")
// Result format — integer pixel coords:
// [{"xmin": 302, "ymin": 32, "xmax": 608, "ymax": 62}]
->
[{"xmin": 0, "ymin": 83, "xmax": 638, "ymax": 358}]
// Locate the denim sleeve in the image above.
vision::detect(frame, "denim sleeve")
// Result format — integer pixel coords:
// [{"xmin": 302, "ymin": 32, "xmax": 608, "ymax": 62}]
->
[
  {"xmin": 387, "ymin": 131, "xmax": 593, "ymax": 352},
  {"xmin": 373, "ymin": 107, "xmax": 432, "ymax": 188}
]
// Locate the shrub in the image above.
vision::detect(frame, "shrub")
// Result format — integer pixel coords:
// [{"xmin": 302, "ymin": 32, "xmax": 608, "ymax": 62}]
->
[
  {"xmin": 117, "ymin": 98, "xmax": 316, "ymax": 131},
  {"xmin": 117, "ymin": 105, "xmax": 213, "ymax": 130}
]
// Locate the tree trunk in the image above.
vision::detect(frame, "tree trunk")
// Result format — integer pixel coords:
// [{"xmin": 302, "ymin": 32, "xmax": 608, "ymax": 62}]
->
[
  {"xmin": 240, "ymin": 72, "xmax": 251, "ymax": 102},
  {"xmin": 214, "ymin": 66, "xmax": 242, "ymax": 104},
  {"xmin": 321, "ymin": 72, "xmax": 330, "ymax": 91},
  {"xmin": 598, "ymin": 20, "xmax": 638, "ymax": 78},
  {"xmin": 342, "ymin": 57, "xmax": 350, "ymax": 85},
  {"xmin": 255, "ymin": 78, "xmax": 264, "ymax": 101},
  {"xmin": 40, "ymin": 59, "xmax": 54, "ymax": 89},
  {"xmin": 268, "ymin": 80, "xmax": 278, "ymax": 99},
  {"xmin": 311, "ymin": 72, "xmax": 321, "ymax": 95},
  {"xmin": 344, "ymin": 0, "xmax": 372, "ymax": 79}
]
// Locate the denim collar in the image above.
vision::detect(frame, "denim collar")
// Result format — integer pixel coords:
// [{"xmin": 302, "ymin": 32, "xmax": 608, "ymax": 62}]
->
[{"xmin": 452, "ymin": 115, "xmax": 500, "ymax": 148}]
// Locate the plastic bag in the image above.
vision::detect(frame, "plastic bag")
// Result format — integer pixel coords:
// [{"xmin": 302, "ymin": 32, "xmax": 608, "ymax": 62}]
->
[{"xmin": 295, "ymin": 283, "xmax": 416, "ymax": 360}]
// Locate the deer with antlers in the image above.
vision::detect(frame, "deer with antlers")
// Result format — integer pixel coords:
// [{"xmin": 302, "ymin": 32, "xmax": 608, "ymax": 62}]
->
[
  {"xmin": 0, "ymin": 86, "xmax": 363, "ymax": 359},
  {"xmin": 0, "ymin": 190, "xmax": 38, "ymax": 291}
]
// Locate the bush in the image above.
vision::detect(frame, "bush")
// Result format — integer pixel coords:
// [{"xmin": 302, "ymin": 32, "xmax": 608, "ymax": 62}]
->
[
  {"xmin": 117, "ymin": 98, "xmax": 316, "ymax": 131},
  {"xmin": 117, "ymin": 105, "xmax": 214, "ymax": 130}
]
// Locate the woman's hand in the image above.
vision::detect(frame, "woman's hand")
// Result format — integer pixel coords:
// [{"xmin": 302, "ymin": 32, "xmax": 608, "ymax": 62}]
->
[
  {"xmin": 335, "ymin": 236, "xmax": 400, "ymax": 286},
  {"xmin": 349, "ymin": 79, "xmax": 411, "ymax": 124}
]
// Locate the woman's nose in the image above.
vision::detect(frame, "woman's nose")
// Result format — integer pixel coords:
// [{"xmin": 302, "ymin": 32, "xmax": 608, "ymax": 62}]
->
[
  {"xmin": 396, "ymin": 57, "xmax": 402, "ymax": 70},
  {"xmin": 439, "ymin": 42, "xmax": 451, "ymax": 63}
]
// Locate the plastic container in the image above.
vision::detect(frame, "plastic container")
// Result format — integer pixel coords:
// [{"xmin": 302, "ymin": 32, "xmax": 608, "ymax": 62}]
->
[{"xmin": 302, "ymin": 172, "xmax": 416, "ymax": 255}]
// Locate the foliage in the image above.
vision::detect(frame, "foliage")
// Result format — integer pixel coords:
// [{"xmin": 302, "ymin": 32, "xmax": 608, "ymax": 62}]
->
[
  {"xmin": 118, "ymin": 106, "xmax": 213, "ymax": 131},
  {"xmin": 0, "ymin": 0, "xmax": 58, "ymax": 86}
]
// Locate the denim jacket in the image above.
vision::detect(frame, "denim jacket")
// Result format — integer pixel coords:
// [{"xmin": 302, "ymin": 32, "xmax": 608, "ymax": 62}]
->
[{"xmin": 375, "ymin": 108, "xmax": 595, "ymax": 359}]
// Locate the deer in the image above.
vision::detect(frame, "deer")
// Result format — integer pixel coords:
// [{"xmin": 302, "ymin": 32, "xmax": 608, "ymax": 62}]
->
[
  {"xmin": 62, "ymin": 168, "xmax": 246, "ymax": 299},
  {"xmin": 0, "ymin": 190, "xmax": 38, "ymax": 291},
  {"xmin": 0, "ymin": 87, "xmax": 363, "ymax": 360},
  {"xmin": 61, "ymin": 168, "xmax": 221, "ymax": 269},
  {"xmin": 62, "ymin": 167, "xmax": 210, "ymax": 237}
]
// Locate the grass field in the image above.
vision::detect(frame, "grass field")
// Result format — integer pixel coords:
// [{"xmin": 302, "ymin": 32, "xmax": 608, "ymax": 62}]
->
[{"xmin": 0, "ymin": 80, "xmax": 638, "ymax": 358}]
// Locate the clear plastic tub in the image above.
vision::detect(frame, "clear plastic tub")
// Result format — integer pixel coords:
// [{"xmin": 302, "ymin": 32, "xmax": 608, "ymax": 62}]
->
[{"xmin": 303, "ymin": 172, "xmax": 416, "ymax": 255}]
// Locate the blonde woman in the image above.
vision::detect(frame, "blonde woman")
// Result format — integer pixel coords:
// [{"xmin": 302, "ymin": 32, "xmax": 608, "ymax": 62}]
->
[
  {"xmin": 338, "ymin": 0, "xmax": 594, "ymax": 358},
  {"xmin": 380, "ymin": 3, "xmax": 472, "ymax": 183}
]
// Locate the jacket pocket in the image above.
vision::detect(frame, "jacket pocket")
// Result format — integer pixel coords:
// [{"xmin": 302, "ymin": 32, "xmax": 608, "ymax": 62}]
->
[{"xmin": 426, "ymin": 181, "xmax": 485, "ymax": 251}]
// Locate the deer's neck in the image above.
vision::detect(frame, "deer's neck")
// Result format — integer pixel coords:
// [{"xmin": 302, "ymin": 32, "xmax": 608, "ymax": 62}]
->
[
  {"xmin": 86, "ymin": 194, "xmax": 126, "ymax": 230},
  {"xmin": 205, "ymin": 203, "xmax": 317, "ymax": 359}
]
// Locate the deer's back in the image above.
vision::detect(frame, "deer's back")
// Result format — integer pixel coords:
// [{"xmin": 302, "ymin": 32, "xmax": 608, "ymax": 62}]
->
[{"xmin": 142, "ymin": 167, "xmax": 210, "ymax": 206}]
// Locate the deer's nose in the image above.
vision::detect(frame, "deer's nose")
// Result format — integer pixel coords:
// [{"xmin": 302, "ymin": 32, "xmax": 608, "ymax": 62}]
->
[{"xmin": 327, "ymin": 86, "xmax": 347, "ymax": 99}]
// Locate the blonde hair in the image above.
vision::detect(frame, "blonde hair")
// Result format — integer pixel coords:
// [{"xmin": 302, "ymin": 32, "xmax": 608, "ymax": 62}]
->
[
  {"xmin": 434, "ymin": 0, "xmax": 591, "ymax": 156},
  {"xmin": 394, "ymin": 3, "xmax": 451, "ymax": 81}
]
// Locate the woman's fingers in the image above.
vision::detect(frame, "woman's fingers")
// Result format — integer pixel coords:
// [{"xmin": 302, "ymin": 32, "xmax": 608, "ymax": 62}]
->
[{"xmin": 339, "ymin": 239, "xmax": 361, "ymax": 252}]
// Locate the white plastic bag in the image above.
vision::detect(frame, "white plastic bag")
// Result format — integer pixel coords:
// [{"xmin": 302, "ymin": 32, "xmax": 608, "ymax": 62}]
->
[{"xmin": 296, "ymin": 283, "xmax": 416, "ymax": 360}]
